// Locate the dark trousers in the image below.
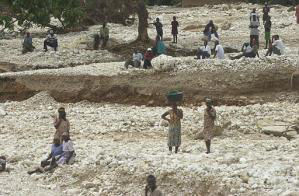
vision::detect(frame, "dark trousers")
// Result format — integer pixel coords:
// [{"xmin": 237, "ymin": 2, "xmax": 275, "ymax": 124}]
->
[
  {"xmin": 143, "ymin": 59, "xmax": 152, "ymax": 69},
  {"xmin": 196, "ymin": 49, "xmax": 210, "ymax": 59},
  {"xmin": 44, "ymin": 40, "xmax": 58, "ymax": 51}
]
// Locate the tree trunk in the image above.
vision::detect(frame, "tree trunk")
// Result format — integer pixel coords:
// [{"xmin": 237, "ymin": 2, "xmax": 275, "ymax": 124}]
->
[{"xmin": 136, "ymin": 0, "xmax": 150, "ymax": 42}]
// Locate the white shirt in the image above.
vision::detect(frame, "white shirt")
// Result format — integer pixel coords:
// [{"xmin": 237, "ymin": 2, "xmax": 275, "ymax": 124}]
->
[
  {"xmin": 273, "ymin": 40, "xmax": 285, "ymax": 55},
  {"xmin": 200, "ymin": 45, "xmax": 211, "ymax": 55},
  {"xmin": 245, "ymin": 45, "xmax": 253, "ymax": 53},
  {"xmin": 215, "ymin": 45, "xmax": 225, "ymax": 59},
  {"xmin": 63, "ymin": 140, "xmax": 74, "ymax": 152},
  {"xmin": 133, "ymin": 53, "xmax": 143, "ymax": 62}
]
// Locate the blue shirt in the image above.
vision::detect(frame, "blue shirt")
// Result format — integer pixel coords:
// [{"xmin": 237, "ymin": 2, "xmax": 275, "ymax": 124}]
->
[{"xmin": 51, "ymin": 144, "xmax": 63, "ymax": 157}]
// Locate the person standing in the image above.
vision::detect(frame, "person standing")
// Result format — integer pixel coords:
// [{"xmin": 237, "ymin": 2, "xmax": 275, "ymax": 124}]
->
[
  {"xmin": 52, "ymin": 107, "xmax": 70, "ymax": 143},
  {"xmin": 145, "ymin": 175, "xmax": 163, "ymax": 196},
  {"xmin": 203, "ymin": 98, "xmax": 216, "ymax": 154},
  {"xmin": 153, "ymin": 18, "xmax": 163, "ymax": 40},
  {"xmin": 171, "ymin": 16, "xmax": 179, "ymax": 43},
  {"xmin": 161, "ymin": 102, "xmax": 183, "ymax": 154},
  {"xmin": 100, "ymin": 22, "xmax": 109, "ymax": 48},
  {"xmin": 263, "ymin": 2, "xmax": 270, "ymax": 24},
  {"xmin": 44, "ymin": 30, "xmax": 58, "ymax": 52},
  {"xmin": 296, "ymin": 4, "xmax": 299, "ymax": 24},
  {"xmin": 249, "ymin": 8, "xmax": 260, "ymax": 47},
  {"xmin": 214, "ymin": 41, "xmax": 225, "ymax": 59},
  {"xmin": 264, "ymin": 16, "xmax": 272, "ymax": 49}
]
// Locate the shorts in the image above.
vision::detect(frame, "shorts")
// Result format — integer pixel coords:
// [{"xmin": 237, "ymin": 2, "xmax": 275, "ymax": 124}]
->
[{"xmin": 265, "ymin": 31, "xmax": 271, "ymax": 41}]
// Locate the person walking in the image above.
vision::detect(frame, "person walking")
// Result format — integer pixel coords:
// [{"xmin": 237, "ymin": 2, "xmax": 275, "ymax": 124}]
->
[
  {"xmin": 145, "ymin": 175, "xmax": 163, "ymax": 196},
  {"xmin": 161, "ymin": 102, "xmax": 183, "ymax": 154},
  {"xmin": 202, "ymin": 98, "xmax": 216, "ymax": 154},
  {"xmin": 264, "ymin": 16, "xmax": 272, "ymax": 49},
  {"xmin": 171, "ymin": 16, "xmax": 179, "ymax": 43}
]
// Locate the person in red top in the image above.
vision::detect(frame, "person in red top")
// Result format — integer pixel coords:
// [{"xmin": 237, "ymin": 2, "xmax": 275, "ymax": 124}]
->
[
  {"xmin": 296, "ymin": 5, "xmax": 299, "ymax": 24},
  {"xmin": 143, "ymin": 48, "xmax": 154, "ymax": 69}
]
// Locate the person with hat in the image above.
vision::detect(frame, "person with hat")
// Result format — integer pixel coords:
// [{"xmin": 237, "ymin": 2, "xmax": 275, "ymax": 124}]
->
[
  {"xmin": 145, "ymin": 175, "xmax": 163, "ymax": 196},
  {"xmin": 44, "ymin": 30, "xmax": 58, "ymax": 52},
  {"xmin": 52, "ymin": 107, "xmax": 70, "ymax": 143},
  {"xmin": 161, "ymin": 101, "xmax": 183, "ymax": 154},
  {"xmin": 144, "ymin": 48, "xmax": 154, "ymax": 69},
  {"xmin": 202, "ymin": 98, "xmax": 216, "ymax": 154}
]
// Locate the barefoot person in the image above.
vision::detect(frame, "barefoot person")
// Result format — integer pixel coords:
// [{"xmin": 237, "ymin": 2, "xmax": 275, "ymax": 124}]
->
[
  {"xmin": 203, "ymin": 98, "xmax": 216, "ymax": 154},
  {"xmin": 171, "ymin": 16, "xmax": 179, "ymax": 43},
  {"xmin": 52, "ymin": 107, "xmax": 70, "ymax": 143},
  {"xmin": 28, "ymin": 137, "xmax": 63, "ymax": 175},
  {"xmin": 161, "ymin": 101, "xmax": 183, "ymax": 154},
  {"xmin": 145, "ymin": 175, "xmax": 163, "ymax": 196}
]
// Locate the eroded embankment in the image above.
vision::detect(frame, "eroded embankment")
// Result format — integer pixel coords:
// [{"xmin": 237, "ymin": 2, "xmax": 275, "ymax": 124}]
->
[{"xmin": 0, "ymin": 63, "xmax": 297, "ymax": 106}]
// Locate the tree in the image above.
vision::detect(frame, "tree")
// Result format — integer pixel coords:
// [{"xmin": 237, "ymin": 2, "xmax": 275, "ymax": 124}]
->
[
  {"xmin": 136, "ymin": 0, "xmax": 150, "ymax": 42},
  {"xmin": 0, "ymin": 0, "xmax": 84, "ymax": 33}
]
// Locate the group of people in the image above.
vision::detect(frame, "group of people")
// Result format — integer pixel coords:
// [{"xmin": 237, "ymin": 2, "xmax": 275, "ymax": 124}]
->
[
  {"xmin": 27, "ymin": 107, "xmax": 76, "ymax": 175},
  {"xmin": 22, "ymin": 22, "xmax": 110, "ymax": 54},
  {"xmin": 22, "ymin": 30, "xmax": 58, "ymax": 54},
  {"xmin": 162, "ymin": 98, "xmax": 216, "ymax": 155}
]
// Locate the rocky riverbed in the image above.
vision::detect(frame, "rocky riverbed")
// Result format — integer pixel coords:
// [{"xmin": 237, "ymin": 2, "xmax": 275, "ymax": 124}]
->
[
  {"xmin": 0, "ymin": 92, "xmax": 299, "ymax": 195},
  {"xmin": 0, "ymin": 2, "xmax": 299, "ymax": 196}
]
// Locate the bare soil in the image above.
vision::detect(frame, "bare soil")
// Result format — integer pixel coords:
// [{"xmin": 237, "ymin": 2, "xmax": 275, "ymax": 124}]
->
[{"xmin": 0, "ymin": 66, "xmax": 298, "ymax": 106}]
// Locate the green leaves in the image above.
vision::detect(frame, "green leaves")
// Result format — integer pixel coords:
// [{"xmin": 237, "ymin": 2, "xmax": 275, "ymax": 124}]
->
[{"xmin": 0, "ymin": 0, "xmax": 83, "ymax": 32}]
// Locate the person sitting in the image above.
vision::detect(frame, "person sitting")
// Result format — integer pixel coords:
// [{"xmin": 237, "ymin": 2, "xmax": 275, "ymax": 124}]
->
[
  {"xmin": 57, "ymin": 133, "xmax": 76, "ymax": 165},
  {"xmin": 100, "ymin": 22, "xmax": 109, "ymax": 48},
  {"xmin": 265, "ymin": 35, "xmax": 285, "ymax": 56},
  {"xmin": 144, "ymin": 48, "xmax": 154, "ymax": 69},
  {"xmin": 28, "ymin": 138, "xmax": 63, "ymax": 175},
  {"xmin": 154, "ymin": 36, "xmax": 166, "ymax": 56},
  {"xmin": 214, "ymin": 41, "xmax": 225, "ymax": 59},
  {"xmin": 196, "ymin": 41, "xmax": 211, "ymax": 59},
  {"xmin": 93, "ymin": 34, "xmax": 100, "ymax": 50},
  {"xmin": 44, "ymin": 30, "xmax": 58, "ymax": 52},
  {"xmin": 0, "ymin": 156, "xmax": 6, "ymax": 172},
  {"xmin": 124, "ymin": 50, "xmax": 143, "ymax": 69},
  {"xmin": 22, "ymin": 32, "xmax": 35, "ymax": 54},
  {"xmin": 145, "ymin": 175, "xmax": 163, "ymax": 196},
  {"xmin": 231, "ymin": 40, "xmax": 259, "ymax": 60}
]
